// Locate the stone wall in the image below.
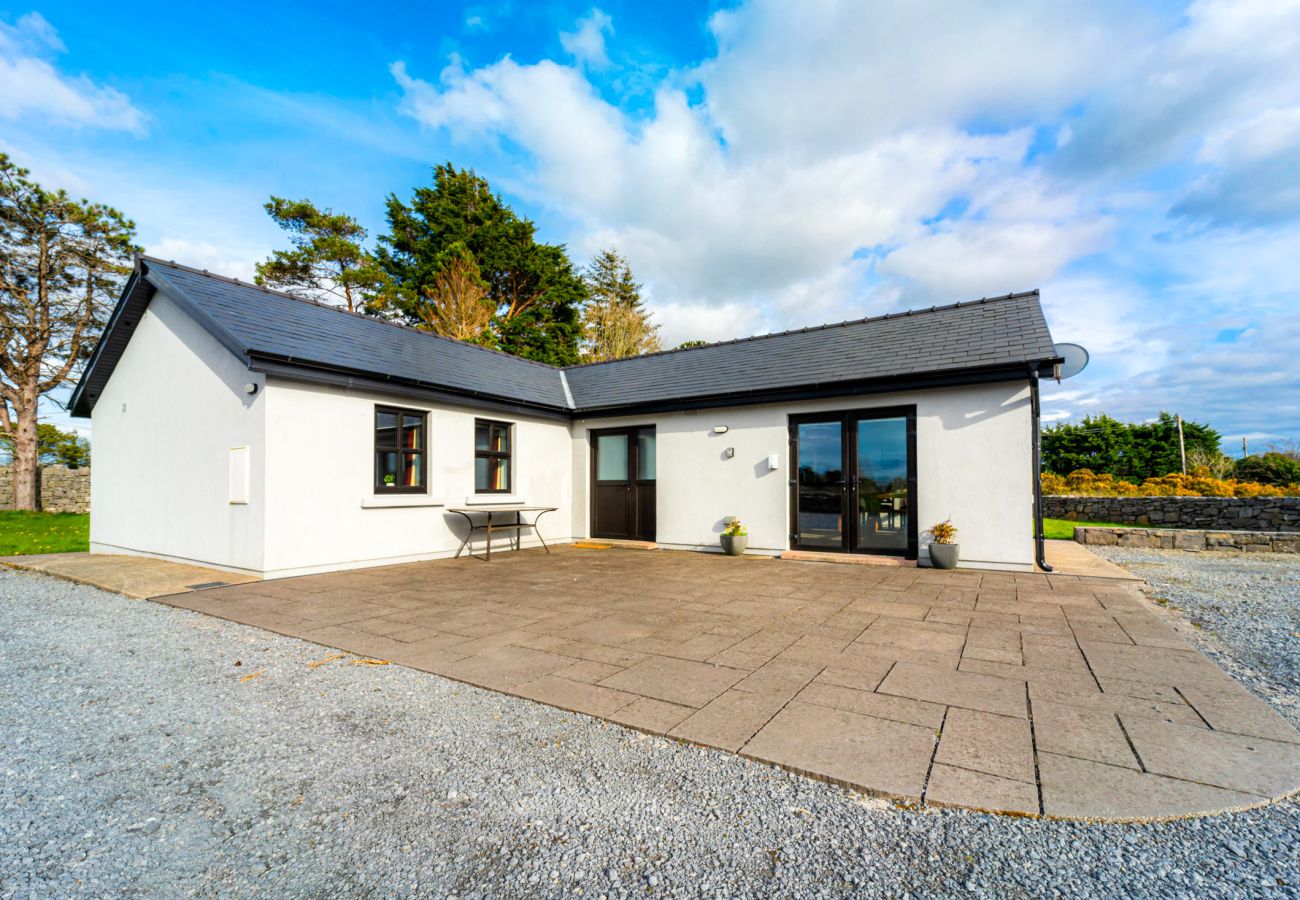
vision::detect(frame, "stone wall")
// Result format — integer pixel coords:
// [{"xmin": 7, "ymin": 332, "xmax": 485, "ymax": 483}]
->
[
  {"xmin": 1044, "ymin": 495, "xmax": 1300, "ymax": 532},
  {"xmin": 1076, "ymin": 527, "xmax": 1299, "ymax": 554},
  {"xmin": 0, "ymin": 466, "xmax": 90, "ymax": 513}
]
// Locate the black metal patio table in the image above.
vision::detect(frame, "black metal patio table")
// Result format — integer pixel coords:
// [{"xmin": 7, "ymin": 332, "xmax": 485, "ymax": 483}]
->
[{"xmin": 447, "ymin": 505, "xmax": 557, "ymax": 561}]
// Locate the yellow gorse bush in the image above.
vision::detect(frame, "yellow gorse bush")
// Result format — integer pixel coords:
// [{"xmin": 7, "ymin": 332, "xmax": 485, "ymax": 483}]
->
[{"xmin": 1041, "ymin": 468, "xmax": 1300, "ymax": 498}]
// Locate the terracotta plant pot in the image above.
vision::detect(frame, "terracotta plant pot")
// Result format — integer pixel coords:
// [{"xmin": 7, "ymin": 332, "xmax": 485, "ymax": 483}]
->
[
  {"xmin": 929, "ymin": 542, "xmax": 959, "ymax": 569},
  {"xmin": 720, "ymin": 534, "xmax": 748, "ymax": 556}
]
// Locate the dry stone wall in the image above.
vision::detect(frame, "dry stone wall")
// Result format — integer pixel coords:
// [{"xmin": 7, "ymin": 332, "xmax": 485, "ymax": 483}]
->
[
  {"xmin": 1076, "ymin": 526, "xmax": 1299, "ymax": 554},
  {"xmin": 1044, "ymin": 495, "xmax": 1300, "ymax": 532},
  {"xmin": 0, "ymin": 466, "xmax": 90, "ymax": 513}
]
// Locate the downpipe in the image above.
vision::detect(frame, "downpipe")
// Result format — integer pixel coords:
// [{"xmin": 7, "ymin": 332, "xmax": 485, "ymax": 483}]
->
[{"xmin": 1030, "ymin": 368, "xmax": 1052, "ymax": 572}]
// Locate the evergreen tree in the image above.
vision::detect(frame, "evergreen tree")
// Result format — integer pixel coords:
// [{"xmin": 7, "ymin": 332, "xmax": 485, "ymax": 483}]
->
[
  {"xmin": 0, "ymin": 154, "xmax": 135, "ymax": 508},
  {"xmin": 255, "ymin": 197, "xmax": 386, "ymax": 313},
  {"xmin": 412, "ymin": 242, "xmax": 495, "ymax": 343},
  {"xmin": 580, "ymin": 248, "xmax": 660, "ymax": 362},
  {"xmin": 378, "ymin": 164, "xmax": 583, "ymax": 365},
  {"xmin": 1042, "ymin": 412, "xmax": 1222, "ymax": 480}
]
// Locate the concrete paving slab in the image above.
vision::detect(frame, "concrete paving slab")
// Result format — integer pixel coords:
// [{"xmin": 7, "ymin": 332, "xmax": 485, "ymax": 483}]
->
[
  {"xmin": 669, "ymin": 689, "xmax": 790, "ymax": 751},
  {"xmin": 936, "ymin": 708, "xmax": 1036, "ymax": 783},
  {"xmin": 2, "ymin": 551, "xmax": 257, "ymax": 598},
  {"xmin": 797, "ymin": 680, "xmax": 946, "ymax": 729},
  {"xmin": 1121, "ymin": 716, "xmax": 1300, "ymax": 798},
  {"xmin": 1031, "ymin": 701, "xmax": 1140, "ymax": 769},
  {"xmin": 742, "ymin": 701, "xmax": 937, "ymax": 799},
  {"xmin": 926, "ymin": 764, "xmax": 1040, "ymax": 816},
  {"xmin": 878, "ymin": 662, "xmax": 1028, "ymax": 718},
  {"xmin": 1040, "ymin": 540, "xmax": 1143, "ymax": 580},
  {"xmin": 1039, "ymin": 752, "xmax": 1262, "ymax": 821},
  {"xmin": 598, "ymin": 655, "xmax": 746, "ymax": 708}
]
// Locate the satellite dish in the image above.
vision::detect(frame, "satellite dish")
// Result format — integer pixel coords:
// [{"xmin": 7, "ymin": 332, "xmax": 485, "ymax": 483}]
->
[{"xmin": 1053, "ymin": 343, "xmax": 1089, "ymax": 381}]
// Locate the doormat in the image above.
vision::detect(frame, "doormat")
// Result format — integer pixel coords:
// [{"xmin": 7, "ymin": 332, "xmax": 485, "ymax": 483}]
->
[{"xmin": 573, "ymin": 542, "xmax": 612, "ymax": 550}]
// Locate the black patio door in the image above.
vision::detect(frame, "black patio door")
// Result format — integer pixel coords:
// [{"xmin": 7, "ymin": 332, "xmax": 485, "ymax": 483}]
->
[
  {"xmin": 789, "ymin": 407, "xmax": 917, "ymax": 558},
  {"xmin": 591, "ymin": 427, "xmax": 656, "ymax": 541}
]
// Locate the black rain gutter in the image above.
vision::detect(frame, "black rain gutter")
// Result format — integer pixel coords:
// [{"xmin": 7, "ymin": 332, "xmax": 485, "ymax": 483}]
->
[{"xmin": 1029, "ymin": 364, "xmax": 1052, "ymax": 572}]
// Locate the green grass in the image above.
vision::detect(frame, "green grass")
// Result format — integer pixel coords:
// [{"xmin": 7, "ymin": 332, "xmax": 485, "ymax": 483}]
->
[
  {"xmin": 0, "ymin": 510, "xmax": 89, "ymax": 555},
  {"xmin": 1042, "ymin": 517, "xmax": 1134, "ymax": 540}
]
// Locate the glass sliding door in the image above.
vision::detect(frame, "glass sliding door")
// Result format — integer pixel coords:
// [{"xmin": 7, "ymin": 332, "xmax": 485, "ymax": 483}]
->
[
  {"xmin": 854, "ymin": 417, "xmax": 910, "ymax": 554},
  {"xmin": 790, "ymin": 407, "xmax": 917, "ymax": 558},
  {"xmin": 794, "ymin": 420, "xmax": 845, "ymax": 550}
]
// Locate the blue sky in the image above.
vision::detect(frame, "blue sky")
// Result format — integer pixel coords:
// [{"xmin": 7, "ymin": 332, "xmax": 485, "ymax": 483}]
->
[{"xmin": 4, "ymin": 0, "xmax": 1299, "ymax": 451}]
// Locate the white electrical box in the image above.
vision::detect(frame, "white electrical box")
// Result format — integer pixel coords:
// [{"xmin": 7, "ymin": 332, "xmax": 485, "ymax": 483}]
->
[
  {"xmin": 229, "ymin": 446, "xmax": 250, "ymax": 504},
  {"xmin": 767, "ymin": 453, "xmax": 779, "ymax": 471}
]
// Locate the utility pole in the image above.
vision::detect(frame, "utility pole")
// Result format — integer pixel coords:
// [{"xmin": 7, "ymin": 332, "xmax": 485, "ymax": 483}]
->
[
  {"xmin": 1243, "ymin": 436, "xmax": 1248, "ymax": 459},
  {"xmin": 1176, "ymin": 414, "xmax": 1187, "ymax": 474}
]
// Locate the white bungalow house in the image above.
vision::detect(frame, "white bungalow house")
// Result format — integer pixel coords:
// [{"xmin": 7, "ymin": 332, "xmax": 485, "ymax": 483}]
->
[{"xmin": 70, "ymin": 257, "xmax": 1063, "ymax": 578}]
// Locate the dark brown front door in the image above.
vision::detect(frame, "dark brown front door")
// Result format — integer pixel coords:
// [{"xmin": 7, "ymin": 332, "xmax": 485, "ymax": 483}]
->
[{"xmin": 592, "ymin": 427, "xmax": 656, "ymax": 540}]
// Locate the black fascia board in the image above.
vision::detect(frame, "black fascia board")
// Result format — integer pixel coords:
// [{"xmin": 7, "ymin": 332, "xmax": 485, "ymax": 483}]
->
[
  {"xmin": 69, "ymin": 265, "xmax": 152, "ymax": 417},
  {"xmin": 247, "ymin": 354, "xmax": 574, "ymax": 422},
  {"xmin": 569, "ymin": 360, "xmax": 1061, "ymax": 419}
]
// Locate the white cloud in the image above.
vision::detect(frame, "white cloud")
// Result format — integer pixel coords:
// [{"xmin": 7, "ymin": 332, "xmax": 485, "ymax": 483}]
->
[
  {"xmin": 0, "ymin": 12, "xmax": 144, "ymax": 132},
  {"xmin": 387, "ymin": 1, "xmax": 1299, "ymax": 440},
  {"xmin": 147, "ymin": 239, "xmax": 258, "ymax": 282},
  {"xmin": 560, "ymin": 9, "xmax": 614, "ymax": 69}
]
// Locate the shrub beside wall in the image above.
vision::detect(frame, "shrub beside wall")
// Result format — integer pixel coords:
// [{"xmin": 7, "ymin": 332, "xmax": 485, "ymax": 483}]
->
[
  {"xmin": 0, "ymin": 466, "xmax": 90, "ymax": 513},
  {"xmin": 1041, "ymin": 469, "xmax": 1300, "ymax": 498}
]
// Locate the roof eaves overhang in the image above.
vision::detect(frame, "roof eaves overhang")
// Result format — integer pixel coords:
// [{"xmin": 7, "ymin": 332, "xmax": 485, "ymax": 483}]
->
[
  {"xmin": 249, "ymin": 353, "xmax": 574, "ymax": 422},
  {"xmin": 71, "ymin": 258, "xmax": 258, "ymax": 417},
  {"xmin": 569, "ymin": 360, "xmax": 1061, "ymax": 419},
  {"xmin": 70, "ymin": 263, "xmax": 153, "ymax": 417}
]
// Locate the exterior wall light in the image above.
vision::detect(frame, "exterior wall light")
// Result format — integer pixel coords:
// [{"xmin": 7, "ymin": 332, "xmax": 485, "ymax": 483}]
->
[
  {"xmin": 244, "ymin": 383, "xmax": 259, "ymax": 395},
  {"xmin": 712, "ymin": 425, "xmax": 729, "ymax": 434},
  {"xmin": 725, "ymin": 447, "xmax": 735, "ymax": 459}
]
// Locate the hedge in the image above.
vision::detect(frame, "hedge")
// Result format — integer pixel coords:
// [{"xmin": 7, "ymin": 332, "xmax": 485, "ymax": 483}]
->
[{"xmin": 1041, "ymin": 469, "xmax": 1300, "ymax": 498}]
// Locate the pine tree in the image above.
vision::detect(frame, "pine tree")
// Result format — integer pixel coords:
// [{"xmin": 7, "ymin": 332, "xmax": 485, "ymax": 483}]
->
[
  {"xmin": 580, "ymin": 248, "xmax": 660, "ymax": 362},
  {"xmin": 256, "ymin": 197, "xmax": 387, "ymax": 313}
]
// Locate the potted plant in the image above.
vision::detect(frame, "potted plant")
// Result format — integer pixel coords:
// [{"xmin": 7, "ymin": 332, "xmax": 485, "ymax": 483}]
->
[
  {"xmin": 720, "ymin": 517, "xmax": 748, "ymax": 556},
  {"xmin": 383, "ymin": 473, "xmax": 397, "ymax": 488},
  {"xmin": 926, "ymin": 519, "xmax": 959, "ymax": 569}
]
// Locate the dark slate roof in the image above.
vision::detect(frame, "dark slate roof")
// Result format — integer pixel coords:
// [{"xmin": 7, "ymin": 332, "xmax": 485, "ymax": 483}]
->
[
  {"xmin": 71, "ymin": 257, "xmax": 1058, "ymax": 418},
  {"xmin": 563, "ymin": 291, "xmax": 1057, "ymax": 411},
  {"xmin": 71, "ymin": 257, "xmax": 569, "ymax": 415}
]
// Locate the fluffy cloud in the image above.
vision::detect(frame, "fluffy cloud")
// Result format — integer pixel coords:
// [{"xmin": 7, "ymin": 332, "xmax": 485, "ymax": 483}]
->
[
  {"xmin": 560, "ymin": 9, "xmax": 614, "ymax": 69},
  {"xmin": 378, "ymin": 2, "xmax": 1300, "ymax": 441},
  {"xmin": 0, "ymin": 12, "xmax": 143, "ymax": 132},
  {"xmin": 391, "ymin": 45, "xmax": 1086, "ymax": 338}
]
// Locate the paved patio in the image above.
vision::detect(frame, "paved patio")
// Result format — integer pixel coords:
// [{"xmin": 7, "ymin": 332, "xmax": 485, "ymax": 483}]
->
[{"xmin": 152, "ymin": 546, "xmax": 1300, "ymax": 821}]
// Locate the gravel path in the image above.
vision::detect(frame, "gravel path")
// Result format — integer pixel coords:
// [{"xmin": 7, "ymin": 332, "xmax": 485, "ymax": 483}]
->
[
  {"xmin": 1093, "ymin": 548, "xmax": 1300, "ymax": 728},
  {"xmin": 2, "ymin": 566, "xmax": 1298, "ymax": 898}
]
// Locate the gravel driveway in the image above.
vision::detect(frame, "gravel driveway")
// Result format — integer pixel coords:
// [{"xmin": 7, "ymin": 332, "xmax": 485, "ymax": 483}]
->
[{"xmin": 3, "ymin": 564, "xmax": 1298, "ymax": 898}]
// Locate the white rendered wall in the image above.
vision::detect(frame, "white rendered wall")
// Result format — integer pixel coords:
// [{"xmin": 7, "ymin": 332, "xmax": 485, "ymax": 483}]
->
[
  {"xmin": 259, "ymin": 379, "xmax": 574, "ymax": 578},
  {"xmin": 89, "ymin": 292, "xmax": 267, "ymax": 572},
  {"xmin": 571, "ymin": 382, "xmax": 1035, "ymax": 570}
]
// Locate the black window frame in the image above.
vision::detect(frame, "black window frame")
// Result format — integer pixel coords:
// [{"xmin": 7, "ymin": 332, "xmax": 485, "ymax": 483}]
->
[
  {"xmin": 374, "ymin": 405, "xmax": 428, "ymax": 495},
  {"xmin": 474, "ymin": 418, "xmax": 513, "ymax": 494}
]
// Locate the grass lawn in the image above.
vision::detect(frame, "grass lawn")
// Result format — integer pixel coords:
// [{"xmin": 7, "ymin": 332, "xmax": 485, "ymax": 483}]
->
[
  {"xmin": 1042, "ymin": 517, "xmax": 1138, "ymax": 540},
  {"xmin": 0, "ymin": 511, "xmax": 89, "ymax": 556}
]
